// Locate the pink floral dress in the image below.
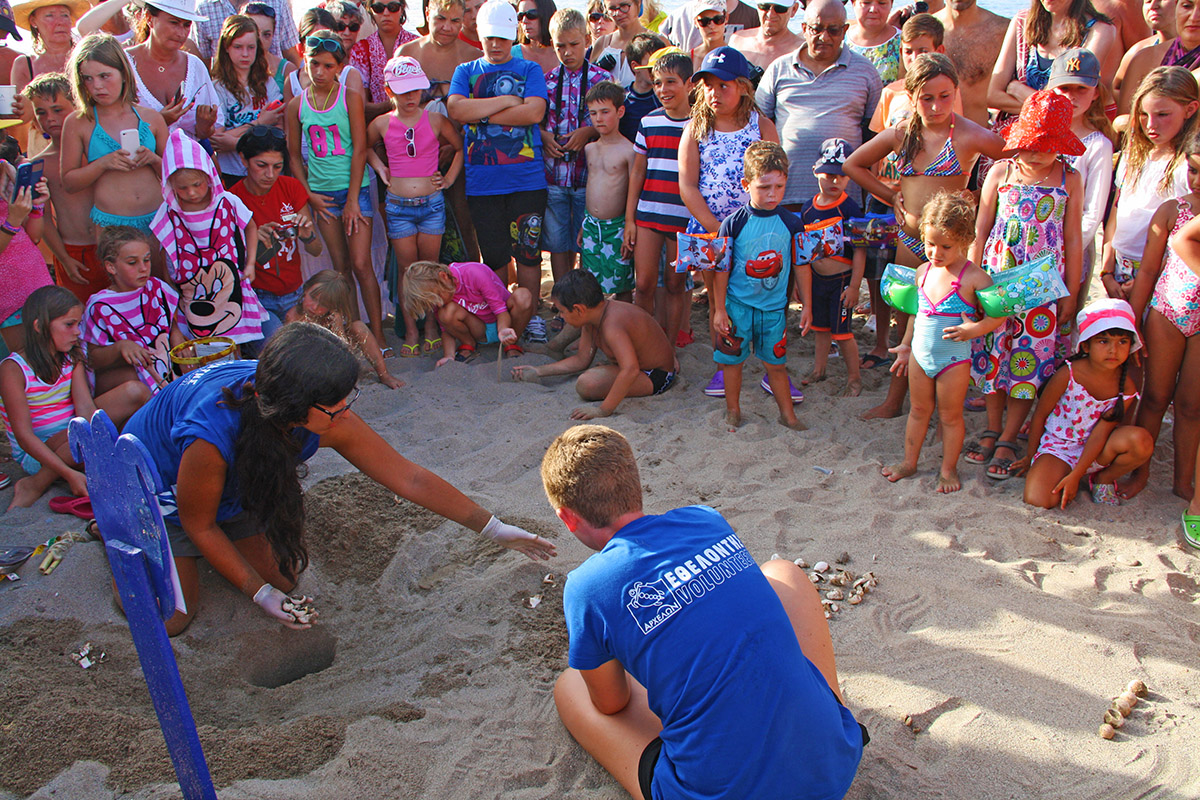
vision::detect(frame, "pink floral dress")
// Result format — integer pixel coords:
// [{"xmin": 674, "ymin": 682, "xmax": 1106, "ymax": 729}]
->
[{"xmin": 1034, "ymin": 363, "xmax": 1138, "ymax": 470}]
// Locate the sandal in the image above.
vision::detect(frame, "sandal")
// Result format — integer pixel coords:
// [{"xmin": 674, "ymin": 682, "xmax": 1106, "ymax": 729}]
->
[
  {"xmin": 503, "ymin": 342, "xmax": 524, "ymax": 357},
  {"xmin": 0, "ymin": 473, "xmax": 10, "ymax": 491},
  {"xmin": 1182, "ymin": 511, "xmax": 1200, "ymax": 550},
  {"xmin": 549, "ymin": 315, "xmax": 565, "ymax": 333},
  {"xmin": 422, "ymin": 337, "xmax": 441, "ymax": 354},
  {"xmin": 676, "ymin": 329, "xmax": 695, "ymax": 347},
  {"xmin": 399, "ymin": 343, "xmax": 421, "ymax": 358},
  {"xmin": 964, "ymin": 430, "xmax": 1000, "ymax": 464},
  {"xmin": 380, "ymin": 346, "xmax": 395, "ymax": 359},
  {"xmin": 1088, "ymin": 474, "xmax": 1121, "ymax": 506},
  {"xmin": 49, "ymin": 495, "xmax": 95, "ymax": 520},
  {"xmin": 986, "ymin": 441, "xmax": 1021, "ymax": 481},
  {"xmin": 454, "ymin": 343, "xmax": 477, "ymax": 363}
]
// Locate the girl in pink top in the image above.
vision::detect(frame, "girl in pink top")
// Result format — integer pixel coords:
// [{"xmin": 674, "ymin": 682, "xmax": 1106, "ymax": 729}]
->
[
  {"xmin": 0, "ymin": 286, "xmax": 150, "ymax": 509},
  {"xmin": 366, "ymin": 56, "xmax": 463, "ymax": 358},
  {"xmin": 401, "ymin": 260, "xmax": 535, "ymax": 366},
  {"xmin": 0, "ymin": 155, "xmax": 54, "ymax": 354}
]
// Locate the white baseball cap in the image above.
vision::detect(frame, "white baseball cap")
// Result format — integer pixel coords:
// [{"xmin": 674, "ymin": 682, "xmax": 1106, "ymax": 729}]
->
[
  {"xmin": 477, "ymin": 0, "xmax": 516, "ymax": 40},
  {"xmin": 143, "ymin": 0, "xmax": 207, "ymax": 23},
  {"xmin": 385, "ymin": 55, "xmax": 430, "ymax": 94}
]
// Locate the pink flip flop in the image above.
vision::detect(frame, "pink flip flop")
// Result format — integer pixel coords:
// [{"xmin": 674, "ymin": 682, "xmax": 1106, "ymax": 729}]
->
[{"xmin": 48, "ymin": 495, "xmax": 94, "ymax": 520}]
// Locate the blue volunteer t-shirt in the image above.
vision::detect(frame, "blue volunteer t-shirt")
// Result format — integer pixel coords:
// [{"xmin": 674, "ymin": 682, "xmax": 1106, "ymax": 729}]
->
[
  {"xmin": 124, "ymin": 360, "xmax": 320, "ymax": 524},
  {"xmin": 449, "ymin": 56, "xmax": 548, "ymax": 196},
  {"xmin": 718, "ymin": 204, "xmax": 805, "ymax": 311},
  {"xmin": 564, "ymin": 505, "xmax": 864, "ymax": 800}
]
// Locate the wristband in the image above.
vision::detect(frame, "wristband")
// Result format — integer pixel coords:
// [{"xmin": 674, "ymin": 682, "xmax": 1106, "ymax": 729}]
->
[
  {"xmin": 299, "ymin": 232, "xmax": 317, "ymax": 243},
  {"xmin": 29, "ymin": 206, "xmax": 43, "ymax": 219},
  {"xmin": 0, "ymin": 220, "xmax": 20, "ymax": 236}
]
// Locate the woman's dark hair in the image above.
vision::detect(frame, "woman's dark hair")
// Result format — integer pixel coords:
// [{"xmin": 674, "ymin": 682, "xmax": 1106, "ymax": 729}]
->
[
  {"xmin": 518, "ymin": 0, "xmax": 556, "ymax": 46},
  {"xmin": 1024, "ymin": 0, "xmax": 1109, "ymax": 49},
  {"xmin": 299, "ymin": 7, "xmax": 339, "ymax": 40},
  {"xmin": 222, "ymin": 322, "xmax": 360, "ymax": 581},
  {"xmin": 551, "ymin": 268, "xmax": 603, "ymax": 309},
  {"xmin": 236, "ymin": 125, "xmax": 287, "ymax": 158},
  {"xmin": 0, "ymin": 135, "xmax": 20, "ymax": 165}
]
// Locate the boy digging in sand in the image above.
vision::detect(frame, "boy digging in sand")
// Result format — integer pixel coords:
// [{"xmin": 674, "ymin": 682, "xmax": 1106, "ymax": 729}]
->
[
  {"xmin": 512, "ymin": 268, "xmax": 676, "ymax": 419},
  {"xmin": 713, "ymin": 141, "xmax": 807, "ymax": 431},
  {"xmin": 580, "ymin": 80, "xmax": 637, "ymax": 301}
]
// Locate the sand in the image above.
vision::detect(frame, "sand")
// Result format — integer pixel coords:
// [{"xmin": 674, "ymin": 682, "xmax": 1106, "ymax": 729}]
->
[{"xmin": 1, "ymin": 291, "xmax": 1199, "ymax": 800}]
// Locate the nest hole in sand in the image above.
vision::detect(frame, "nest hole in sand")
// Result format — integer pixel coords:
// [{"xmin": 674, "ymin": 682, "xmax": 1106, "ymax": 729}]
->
[{"xmin": 240, "ymin": 626, "xmax": 338, "ymax": 688}]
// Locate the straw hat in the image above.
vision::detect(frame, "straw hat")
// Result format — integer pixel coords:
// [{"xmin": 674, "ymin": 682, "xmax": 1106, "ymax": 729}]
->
[
  {"xmin": 1003, "ymin": 90, "xmax": 1085, "ymax": 157},
  {"xmin": 11, "ymin": 0, "xmax": 89, "ymax": 30}
]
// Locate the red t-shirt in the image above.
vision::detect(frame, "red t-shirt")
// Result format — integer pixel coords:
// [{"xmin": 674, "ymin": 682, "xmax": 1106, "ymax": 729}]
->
[{"xmin": 230, "ymin": 175, "xmax": 310, "ymax": 297}]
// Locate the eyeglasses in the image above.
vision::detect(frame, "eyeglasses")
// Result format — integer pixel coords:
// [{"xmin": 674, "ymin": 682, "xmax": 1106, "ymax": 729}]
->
[
  {"xmin": 306, "ymin": 35, "xmax": 345, "ymax": 54},
  {"xmin": 244, "ymin": 2, "xmax": 275, "ymax": 17},
  {"xmin": 697, "ymin": 12, "xmax": 726, "ymax": 25},
  {"xmin": 757, "ymin": 2, "xmax": 789, "ymax": 13},
  {"xmin": 312, "ymin": 387, "xmax": 360, "ymax": 420},
  {"xmin": 404, "ymin": 125, "xmax": 416, "ymax": 157},
  {"xmin": 606, "ymin": 1, "xmax": 631, "ymax": 12},
  {"xmin": 333, "ymin": 19, "xmax": 362, "ymax": 31},
  {"xmin": 371, "ymin": 1, "xmax": 404, "ymax": 12},
  {"xmin": 805, "ymin": 22, "xmax": 846, "ymax": 36},
  {"xmin": 588, "ymin": 11, "xmax": 608, "ymax": 21}
]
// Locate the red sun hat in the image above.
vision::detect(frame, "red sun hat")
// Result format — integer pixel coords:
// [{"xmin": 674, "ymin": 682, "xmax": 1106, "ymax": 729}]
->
[{"xmin": 1003, "ymin": 90, "xmax": 1085, "ymax": 157}]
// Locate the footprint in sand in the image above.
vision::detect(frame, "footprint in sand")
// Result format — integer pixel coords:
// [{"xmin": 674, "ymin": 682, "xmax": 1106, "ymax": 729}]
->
[{"xmin": 1165, "ymin": 572, "xmax": 1200, "ymax": 602}]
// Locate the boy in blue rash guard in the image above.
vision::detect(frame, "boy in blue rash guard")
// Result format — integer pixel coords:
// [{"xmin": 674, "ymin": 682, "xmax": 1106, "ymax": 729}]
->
[
  {"xmin": 546, "ymin": 425, "xmax": 866, "ymax": 800},
  {"xmin": 712, "ymin": 140, "xmax": 807, "ymax": 431}
]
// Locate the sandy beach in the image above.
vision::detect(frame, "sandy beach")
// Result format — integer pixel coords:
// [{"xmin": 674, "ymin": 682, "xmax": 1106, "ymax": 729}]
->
[{"xmin": 1, "ymin": 282, "xmax": 1198, "ymax": 800}]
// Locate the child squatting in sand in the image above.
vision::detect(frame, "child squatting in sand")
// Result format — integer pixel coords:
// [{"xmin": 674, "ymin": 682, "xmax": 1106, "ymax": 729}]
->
[{"xmin": 511, "ymin": 269, "xmax": 677, "ymax": 420}]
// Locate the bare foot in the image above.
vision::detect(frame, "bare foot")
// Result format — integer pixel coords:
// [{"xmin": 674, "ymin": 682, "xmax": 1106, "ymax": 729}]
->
[
  {"xmin": 779, "ymin": 414, "xmax": 807, "ymax": 431},
  {"xmin": 881, "ymin": 463, "xmax": 918, "ymax": 482},
  {"xmin": 725, "ymin": 410, "xmax": 742, "ymax": 431},
  {"xmin": 9, "ymin": 476, "xmax": 44, "ymax": 509},
  {"xmin": 859, "ymin": 402, "xmax": 904, "ymax": 421},
  {"xmin": 802, "ymin": 371, "xmax": 827, "ymax": 386},
  {"xmin": 1116, "ymin": 467, "xmax": 1149, "ymax": 499},
  {"xmin": 841, "ymin": 379, "xmax": 862, "ymax": 397},
  {"xmin": 937, "ymin": 470, "xmax": 962, "ymax": 493}
]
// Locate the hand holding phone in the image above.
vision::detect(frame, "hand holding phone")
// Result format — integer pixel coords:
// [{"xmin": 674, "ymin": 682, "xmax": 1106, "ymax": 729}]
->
[
  {"xmin": 119, "ymin": 128, "xmax": 140, "ymax": 155},
  {"xmin": 11, "ymin": 159, "xmax": 43, "ymax": 201}
]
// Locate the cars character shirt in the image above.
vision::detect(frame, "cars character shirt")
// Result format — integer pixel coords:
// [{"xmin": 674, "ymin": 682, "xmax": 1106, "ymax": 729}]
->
[{"xmin": 718, "ymin": 204, "xmax": 805, "ymax": 311}]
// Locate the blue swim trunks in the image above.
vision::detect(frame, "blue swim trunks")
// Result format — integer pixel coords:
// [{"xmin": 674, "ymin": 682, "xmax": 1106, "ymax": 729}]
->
[{"xmin": 713, "ymin": 296, "xmax": 788, "ymax": 366}]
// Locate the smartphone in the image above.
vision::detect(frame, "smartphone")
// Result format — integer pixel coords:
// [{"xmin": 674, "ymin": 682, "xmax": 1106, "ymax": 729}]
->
[
  {"xmin": 11, "ymin": 158, "xmax": 43, "ymax": 201},
  {"xmin": 120, "ymin": 128, "xmax": 140, "ymax": 155},
  {"xmin": 263, "ymin": 99, "xmax": 284, "ymax": 111}
]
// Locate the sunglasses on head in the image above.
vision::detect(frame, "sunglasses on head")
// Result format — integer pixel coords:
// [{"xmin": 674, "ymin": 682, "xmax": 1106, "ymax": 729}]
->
[
  {"xmin": 312, "ymin": 386, "xmax": 360, "ymax": 420},
  {"xmin": 248, "ymin": 124, "xmax": 285, "ymax": 141},
  {"xmin": 697, "ymin": 12, "xmax": 726, "ymax": 25},
  {"xmin": 244, "ymin": 2, "xmax": 275, "ymax": 17},
  {"xmin": 306, "ymin": 35, "xmax": 345, "ymax": 54},
  {"xmin": 371, "ymin": 1, "xmax": 404, "ymax": 12},
  {"xmin": 588, "ymin": 10, "xmax": 608, "ymax": 20},
  {"xmin": 757, "ymin": 2, "xmax": 789, "ymax": 12},
  {"xmin": 516, "ymin": 9, "xmax": 539, "ymax": 20},
  {"xmin": 333, "ymin": 19, "xmax": 362, "ymax": 31}
]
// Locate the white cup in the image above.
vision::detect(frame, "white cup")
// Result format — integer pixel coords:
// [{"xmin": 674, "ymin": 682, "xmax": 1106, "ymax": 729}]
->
[{"xmin": 0, "ymin": 86, "xmax": 16, "ymax": 116}]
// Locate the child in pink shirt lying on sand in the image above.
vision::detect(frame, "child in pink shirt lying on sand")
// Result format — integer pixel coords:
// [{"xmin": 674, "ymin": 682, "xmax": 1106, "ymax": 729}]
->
[{"xmin": 401, "ymin": 260, "xmax": 536, "ymax": 365}]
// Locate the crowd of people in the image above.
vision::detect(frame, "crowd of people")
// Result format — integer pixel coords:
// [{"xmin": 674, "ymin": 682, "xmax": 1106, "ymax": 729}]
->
[{"xmin": 0, "ymin": 0, "xmax": 1197, "ymax": 793}]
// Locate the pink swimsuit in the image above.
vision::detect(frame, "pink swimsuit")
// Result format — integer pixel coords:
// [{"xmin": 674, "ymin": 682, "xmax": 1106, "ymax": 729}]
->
[
  {"xmin": 1034, "ymin": 363, "xmax": 1138, "ymax": 471},
  {"xmin": 1153, "ymin": 201, "xmax": 1200, "ymax": 337}
]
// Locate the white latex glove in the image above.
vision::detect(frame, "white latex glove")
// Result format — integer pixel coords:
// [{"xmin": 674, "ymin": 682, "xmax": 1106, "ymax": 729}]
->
[
  {"xmin": 481, "ymin": 515, "xmax": 556, "ymax": 561},
  {"xmin": 253, "ymin": 583, "xmax": 313, "ymax": 629}
]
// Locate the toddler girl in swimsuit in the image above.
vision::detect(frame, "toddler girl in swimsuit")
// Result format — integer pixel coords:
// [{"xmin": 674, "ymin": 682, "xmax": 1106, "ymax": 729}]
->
[
  {"xmin": 677, "ymin": 46, "xmax": 781, "ymax": 399},
  {"xmin": 285, "ymin": 270, "xmax": 404, "ymax": 389},
  {"xmin": 1122, "ymin": 131, "xmax": 1200, "ymax": 500},
  {"xmin": 1102, "ymin": 66, "xmax": 1197, "ymax": 301},
  {"xmin": 968, "ymin": 90, "xmax": 1083, "ymax": 482},
  {"xmin": 366, "ymin": 55, "xmax": 463, "ymax": 358},
  {"xmin": 60, "ymin": 34, "xmax": 167, "ymax": 239},
  {"xmin": 843, "ymin": 52, "xmax": 1004, "ymax": 420},
  {"xmin": 286, "ymin": 32, "xmax": 384, "ymax": 349},
  {"xmin": 1012, "ymin": 299, "xmax": 1152, "ymax": 510},
  {"xmin": 0, "ymin": 286, "xmax": 149, "ymax": 509},
  {"xmin": 883, "ymin": 191, "xmax": 1003, "ymax": 493},
  {"xmin": 151, "ymin": 129, "xmax": 267, "ymax": 351}
]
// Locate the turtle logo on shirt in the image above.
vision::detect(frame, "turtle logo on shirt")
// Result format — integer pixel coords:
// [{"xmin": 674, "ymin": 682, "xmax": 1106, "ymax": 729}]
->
[{"xmin": 626, "ymin": 578, "xmax": 682, "ymax": 635}]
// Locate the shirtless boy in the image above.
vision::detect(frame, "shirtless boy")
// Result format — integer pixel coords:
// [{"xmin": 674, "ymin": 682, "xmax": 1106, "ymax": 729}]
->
[
  {"xmin": 727, "ymin": 0, "xmax": 803, "ymax": 73},
  {"xmin": 23, "ymin": 73, "xmax": 103, "ymax": 303},
  {"xmin": 580, "ymin": 80, "xmax": 637, "ymax": 301},
  {"xmin": 936, "ymin": 0, "xmax": 1008, "ymax": 127},
  {"xmin": 512, "ymin": 268, "xmax": 677, "ymax": 419}
]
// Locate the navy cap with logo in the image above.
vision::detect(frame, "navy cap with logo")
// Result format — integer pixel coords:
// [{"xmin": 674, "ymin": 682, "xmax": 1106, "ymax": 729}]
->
[
  {"xmin": 692, "ymin": 46, "xmax": 751, "ymax": 83},
  {"xmin": 0, "ymin": 0, "xmax": 22, "ymax": 40},
  {"xmin": 813, "ymin": 138, "xmax": 851, "ymax": 175},
  {"xmin": 1045, "ymin": 47, "xmax": 1100, "ymax": 90}
]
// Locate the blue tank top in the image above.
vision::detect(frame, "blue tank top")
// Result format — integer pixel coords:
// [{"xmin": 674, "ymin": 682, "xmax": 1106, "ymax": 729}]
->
[{"xmin": 87, "ymin": 107, "xmax": 155, "ymax": 162}]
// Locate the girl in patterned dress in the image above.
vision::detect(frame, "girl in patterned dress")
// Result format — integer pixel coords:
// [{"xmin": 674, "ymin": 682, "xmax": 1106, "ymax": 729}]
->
[
  {"xmin": 1012, "ymin": 299, "xmax": 1152, "ymax": 510},
  {"xmin": 968, "ymin": 90, "xmax": 1083, "ymax": 480},
  {"xmin": 678, "ymin": 46, "xmax": 779, "ymax": 398},
  {"xmin": 1123, "ymin": 132, "xmax": 1200, "ymax": 500}
]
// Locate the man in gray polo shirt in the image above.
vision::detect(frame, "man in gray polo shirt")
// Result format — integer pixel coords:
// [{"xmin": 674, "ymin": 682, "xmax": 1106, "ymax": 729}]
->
[{"xmin": 755, "ymin": 0, "xmax": 882, "ymax": 205}]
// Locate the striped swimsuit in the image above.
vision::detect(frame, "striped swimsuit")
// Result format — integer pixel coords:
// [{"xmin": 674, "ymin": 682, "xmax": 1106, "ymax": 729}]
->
[
  {"xmin": 0, "ymin": 352, "xmax": 76, "ymax": 474},
  {"xmin": 912, "ymin": 265, "xmax": 977, "ymax": 377}
]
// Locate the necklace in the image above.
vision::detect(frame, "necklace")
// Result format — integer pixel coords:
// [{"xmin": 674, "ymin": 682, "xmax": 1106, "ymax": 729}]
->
[{"xmin": 309, "ymin": 82, "xmax": 336, "ymax": 111}]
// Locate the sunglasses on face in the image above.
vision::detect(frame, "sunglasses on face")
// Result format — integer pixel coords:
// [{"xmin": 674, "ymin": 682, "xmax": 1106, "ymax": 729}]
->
[
  {"xmin": 516, "ymin": 9, "xmax": 540, "ymax": 20},
  {"xmin": 306, "ymin": 35, "xmax": 345, "ymax": 54},
  {"xmin": 371, "ymin": 1, "xmax": 404, "ymax": 12},
  {"xmin": 697, "ymin": 12, "xmax": 726, "ymax": 25},
  {"xmin": 312, "ymin": 386, "xmax": 361, "ymax": 420},
  {"xmin": 333, "ymin": 19, "xmax": 362, "ymax": 31},
  {"xmin": 757, "ymin": 2, "xmax": 789, "ymax": 12},
  {"xmin": 244, "ymin": 2, "xmax": 275, "ymax": 17},
  {"xmin": 607, "ymin": 1, "xmax": 631, "ymax": 12},
  {"xmin": 588, "ymin": 11, "xmax": 609, "ymax": 20},
  {"xmin": 805, "ymin": 22, "xmax": 845, "ymax": 36}
]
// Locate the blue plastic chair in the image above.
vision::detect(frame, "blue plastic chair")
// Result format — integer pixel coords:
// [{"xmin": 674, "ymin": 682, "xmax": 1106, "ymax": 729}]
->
[{"xmin": 69, "ymin": 410, "xmax": 216, "ymax": 800}]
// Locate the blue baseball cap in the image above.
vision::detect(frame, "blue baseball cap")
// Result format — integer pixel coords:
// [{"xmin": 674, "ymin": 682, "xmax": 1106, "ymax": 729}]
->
[{"xmin": 692, "ymin": 46, "xmax": 750, "ymax": 83}]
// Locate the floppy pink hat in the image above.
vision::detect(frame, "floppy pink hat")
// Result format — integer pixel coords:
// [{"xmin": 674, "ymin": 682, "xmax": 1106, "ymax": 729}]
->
[
  {"xmin": 1004, "ymin": 90, "xmax": 1085, "ymax": 157},
  {"xmin": 1075, "ymin": 298, "xmax": 1142, "ymax": 353}
]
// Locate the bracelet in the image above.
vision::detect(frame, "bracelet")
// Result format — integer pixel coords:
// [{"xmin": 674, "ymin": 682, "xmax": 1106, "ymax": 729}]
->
[
  {"xmin": 0, "ymin": 221, "xmax": 20, "ymax": 236},
  {"xmin": 299, "ymin": 232, "xmax": 316, "ymax": 243},
  {"xmin": 1100, "ymin": 271, "xmax": 1115, "ymax": 278},
  {"xmin": 28, "ymin": 206, "xmax": 43, "ymax": 219}
]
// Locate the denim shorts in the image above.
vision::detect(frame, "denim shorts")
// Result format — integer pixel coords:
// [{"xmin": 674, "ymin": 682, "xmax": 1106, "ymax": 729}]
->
[
  {"xmin": 543, "ymin": 184, "xmax": 587, "ymax": 253},
  {"xmin": 385, "ymin": 191, "xmax": 445, "ymax": 239},
  {"xmin": 256, "ymin": 286, "xmax": 304, "ymax": 340},
  {"xmin": 318, "ymin": 185, "xmax": 374, "ymax": 218}
]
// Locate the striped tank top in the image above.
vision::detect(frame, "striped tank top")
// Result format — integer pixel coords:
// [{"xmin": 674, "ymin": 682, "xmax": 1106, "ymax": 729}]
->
[{"xmin": 0, "ymin": 352, "xmax": 75, "ymax": 454}]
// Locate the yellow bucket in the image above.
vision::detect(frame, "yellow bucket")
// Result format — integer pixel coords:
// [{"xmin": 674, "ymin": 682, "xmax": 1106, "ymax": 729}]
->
[{"xmin": 169, "ymin": 336, "xmax": 239, "ymax": 374}]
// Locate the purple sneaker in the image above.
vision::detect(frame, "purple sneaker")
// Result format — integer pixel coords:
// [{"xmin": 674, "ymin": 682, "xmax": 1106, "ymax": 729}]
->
[
  {"xmin": 761, "ymin": 375, "xmax": 803, "ymax": 404},
  {"xmin": 703, "ymin": 371, "xmax": 725, "ymax": 397}
]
